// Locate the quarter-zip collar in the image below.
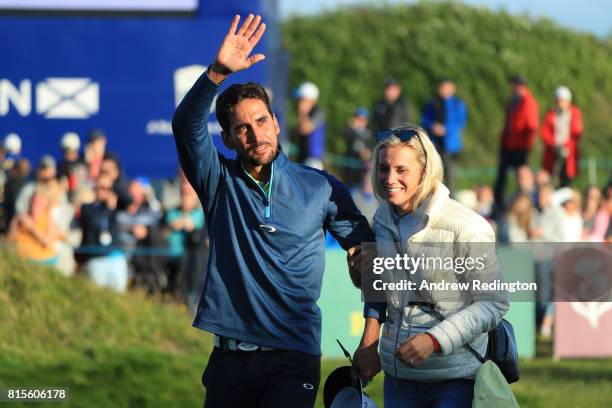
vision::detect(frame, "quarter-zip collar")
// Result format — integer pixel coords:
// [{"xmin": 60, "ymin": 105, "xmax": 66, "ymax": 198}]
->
[
  {"xmin": 241, "ymin": 161, "xmax": 274, "ymax": 223},
  {"xmin": 236, "ymin": 148, "xmax": 290, "ymax": 224}
]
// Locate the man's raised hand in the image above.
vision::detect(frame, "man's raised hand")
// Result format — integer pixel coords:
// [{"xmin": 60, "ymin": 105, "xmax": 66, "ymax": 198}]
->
[{"xmin": 209, "ymin": 14, "xmax": 266, "ymax": 83}]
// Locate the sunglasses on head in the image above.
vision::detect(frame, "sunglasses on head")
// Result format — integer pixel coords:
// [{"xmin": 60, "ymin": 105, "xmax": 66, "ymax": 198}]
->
[{"xmin": 376, "ymin": 128, "xmax": 428, "ymax": 164}]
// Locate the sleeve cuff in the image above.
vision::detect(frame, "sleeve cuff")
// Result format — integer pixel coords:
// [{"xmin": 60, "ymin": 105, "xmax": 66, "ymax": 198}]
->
[
  {"xmin": 364, "ymin": 302, "xmax": 387, "ymax": 323},
  {"xmin": 425, "ymin": 333, "xmax": 441, "ymax": 352},
  {"xmin": 205, "ymin": 66, "xmax": 226, "ymax": 86},
  {"xmin": 426, "ymin": 325, "xmax": 454, "ymax": 356}
]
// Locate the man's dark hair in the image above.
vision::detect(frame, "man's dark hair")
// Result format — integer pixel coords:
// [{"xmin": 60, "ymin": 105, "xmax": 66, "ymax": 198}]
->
[
  {"xmin": 509, "ymin": 74, "xmax": 527, "ymax": 85},
  {"xmin": 102, "ymin": 152, "xmax": 123, "ymax": 178},
  {"xmin": 102, "ymin": 152, "xmax": 121, "ymax": 169},
  {"xmin": 88, "ymin": 128, "xmax": 106, "ymax": 143},
  {"xmin": 216, "ymin": 82, "xmax": 274, "ymax": 134}
]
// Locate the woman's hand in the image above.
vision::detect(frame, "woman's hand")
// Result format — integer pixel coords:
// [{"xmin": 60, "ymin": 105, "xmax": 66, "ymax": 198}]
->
[{"xmin": 395, "ymin": 333, "xmax": 435, "ymax": 367}]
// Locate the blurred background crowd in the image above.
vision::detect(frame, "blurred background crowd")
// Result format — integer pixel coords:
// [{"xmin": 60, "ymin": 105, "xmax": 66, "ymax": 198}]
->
[
  {"xmin": 1, "ymin": 71, "xmax": 611, "ymax": 322},
  {"xmin": 290, "ymin": 74, "xmax": 611, "ymax": 243},
  {"xmin": 0, "ymin": 129, "xmax": 207, "ymax": 315}
]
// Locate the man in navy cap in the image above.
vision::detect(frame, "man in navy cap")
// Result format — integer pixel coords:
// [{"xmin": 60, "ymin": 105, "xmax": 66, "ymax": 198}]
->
[{"xmin": 344, "ymin": 107, "xmax": 372, "ymax": 187}]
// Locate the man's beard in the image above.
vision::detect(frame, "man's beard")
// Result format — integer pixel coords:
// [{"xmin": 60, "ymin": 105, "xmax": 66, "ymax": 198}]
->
[{"xmin": 241, "ymin": 146, "xmax": 278, "ymax": 167}]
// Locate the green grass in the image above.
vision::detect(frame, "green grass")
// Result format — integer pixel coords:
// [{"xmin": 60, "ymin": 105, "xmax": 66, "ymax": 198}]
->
[
  {"xmin": 1, "ymin": 251, "xmax": 612, "ymax": 407},
  {"xmin": 0, "ymin": 250, "xmax": 210, "ymax": 363},
  {"xmin": 0, "ymin": 348, "xmax": 206, "ymax": 408},
  {"xmin": 512, "ymin": 359, "xmax": 612, "ymax": 408},
  {"xmin": 2, "ymin": 354, "xmax": 610, "ymax": 407},
  {"xmin": 0, "ymin": 249, "xmax": 211, "ymax": 407}
]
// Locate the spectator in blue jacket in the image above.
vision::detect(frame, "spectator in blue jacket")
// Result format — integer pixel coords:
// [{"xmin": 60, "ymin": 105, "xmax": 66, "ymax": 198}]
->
[
  {"xmin": 171, "ymin": 14, "xmax": 373, "ymax": 408},
  {"xmin": 422, "ymin": 79, "xmax": 468, "ymax": 194}
]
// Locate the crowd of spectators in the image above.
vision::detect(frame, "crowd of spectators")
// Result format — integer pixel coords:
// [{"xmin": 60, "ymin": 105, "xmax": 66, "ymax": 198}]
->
[
  {"xmin": 317, "ymin": 74, "xmax": 609, "ymax": 245},
  {"xmin": 328, "ymin": 74, "xmax": 610, "ymax": 340},
  {"xmin": 0, "ymin": 130, "xmax": 207, "ymax": 316},
  {"xmin": 2, "ymin": 75, "xmax": 610, "ymax": 329}
]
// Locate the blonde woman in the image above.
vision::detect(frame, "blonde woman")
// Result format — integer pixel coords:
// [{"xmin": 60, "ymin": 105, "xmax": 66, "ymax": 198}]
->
[
  {"xmin": 506, "ymin": 192, "xmax": 535, "ymax": 242},
  {"xmin": 353, "ymin": 126, "xmax": 508, "ymax": 407}
]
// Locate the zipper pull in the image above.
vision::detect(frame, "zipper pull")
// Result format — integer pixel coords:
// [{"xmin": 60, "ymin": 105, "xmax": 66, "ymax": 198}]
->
[{"xmin": 264, "ymin": 202, "xmax": 270, "ymax": 220}]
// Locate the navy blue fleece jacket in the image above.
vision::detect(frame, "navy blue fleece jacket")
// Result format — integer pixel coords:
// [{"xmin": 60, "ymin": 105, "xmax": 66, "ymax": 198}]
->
[{"xmin": 172, "ymin": 73, "xmax": 374, "ymax": 355}]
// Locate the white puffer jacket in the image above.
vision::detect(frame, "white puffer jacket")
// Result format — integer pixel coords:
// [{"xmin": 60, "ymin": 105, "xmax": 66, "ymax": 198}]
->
[{"xmin": 373, "ymin": 182, "xmax": 508, "ymax": 381}]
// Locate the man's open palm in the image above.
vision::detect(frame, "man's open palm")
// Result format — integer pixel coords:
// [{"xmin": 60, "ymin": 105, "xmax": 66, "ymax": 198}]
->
[{"xmin": 214, "ymin": 14, "xmax": 266, "ymax": 75}]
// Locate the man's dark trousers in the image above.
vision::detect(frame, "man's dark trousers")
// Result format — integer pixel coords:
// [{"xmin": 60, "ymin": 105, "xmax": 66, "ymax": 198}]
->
[
  {"xmin": 493, "ymin": 148, "xmax": 529, "ymax": 214},
  {"xmin": 202, "ymin": 348, "xmax": 320, "ymax": 408}
]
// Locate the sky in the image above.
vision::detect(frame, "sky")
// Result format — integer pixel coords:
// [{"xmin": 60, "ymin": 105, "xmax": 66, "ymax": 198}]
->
[{"xmin": 279, "ymin": 0, "xmax": 611, "ymax": 38}]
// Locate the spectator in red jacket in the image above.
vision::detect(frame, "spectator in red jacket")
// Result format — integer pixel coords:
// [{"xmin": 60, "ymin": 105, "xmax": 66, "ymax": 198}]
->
[
  {"xmin": 493, "ymin": 75, "xmax": 540, "ymax": 215},
  {"xmin": 541, "ymin": 86, "xmax": 583, "ymax": 187}
]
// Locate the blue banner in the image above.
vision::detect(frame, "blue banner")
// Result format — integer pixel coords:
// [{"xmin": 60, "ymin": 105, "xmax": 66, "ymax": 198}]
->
[{"xmin": 0, "ymin": 0, "xmax": 285, "ymax": 178}]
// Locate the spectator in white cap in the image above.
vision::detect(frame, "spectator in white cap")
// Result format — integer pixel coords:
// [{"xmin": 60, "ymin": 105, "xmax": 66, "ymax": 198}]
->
[
  {"xmin": 541, "ymin": 85, "xmax": 583, "ymax": 187},
  {"xmin": 4, "ymin": 133, "xmax": 22, "ymax": 156},
  {"xmin": 58, "ymin": 132, "xmax": 88, "ymax": 197},
  {"xmin": 294, "ymin": 81, "xmax": 326, "ymax": 169},
  {"xmin": 2, "ymin": 133, "xmax": 22, "ymax": 172},
  {"xmin": 61, "ymin": 132, "xmax": 80, "ymax": 153}
]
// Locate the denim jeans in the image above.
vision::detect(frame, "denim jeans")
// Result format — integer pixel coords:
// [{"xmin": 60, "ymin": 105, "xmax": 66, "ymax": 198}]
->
[
  {"xmin": 535, "ymin": 259, "xmax": 555, "ymax": 326},
  {"xmin": 384, "ymin": 374, "xmax": 474, "ymax": 408},
  {"xmin": 86, "ymin": 252, "xmax": 128, "ymax": 293}
]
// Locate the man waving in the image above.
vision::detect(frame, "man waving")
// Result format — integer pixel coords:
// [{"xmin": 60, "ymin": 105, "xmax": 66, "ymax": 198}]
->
[{"xmin": 172, "ymin": 14, "xmax": 373, "ymax": 407}]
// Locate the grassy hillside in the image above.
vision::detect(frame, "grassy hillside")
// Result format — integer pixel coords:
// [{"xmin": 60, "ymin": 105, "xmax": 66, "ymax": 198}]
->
[
  {"xmin": 0, "ymin": 250, "xmax": 211, "ymax": 406},
  {"xmin": 0, "ymin": 251, "xmax": 211, "ymax": 362},
  {"xmin": 1, "ymin": 252, "xmax": 612, "ymax": 407},
  {"xmin": 282, "ymin": 1, "xmax": 612, "ymax": 166}
]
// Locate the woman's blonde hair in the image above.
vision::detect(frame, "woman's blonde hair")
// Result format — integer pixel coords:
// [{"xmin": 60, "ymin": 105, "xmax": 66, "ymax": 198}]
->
[
  {"xmin": 371, "ymin": 125, "xmax": 444, "ymax": 212},
  {"xmin": 508, "ymin": 192, "xmax": 533, "ymax": 232}
]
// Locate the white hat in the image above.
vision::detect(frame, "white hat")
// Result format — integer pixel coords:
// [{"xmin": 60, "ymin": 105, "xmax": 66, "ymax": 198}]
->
[
  {"xmin": 552, "ymin": 187, "xmax": 574, "ymax": 207},
  {"xmin": 4, "ymin": 133, "xmax": 22, "ymax": 154},
  {"xmin": 61, "ymin": 132, "xmax": 81, "ymax": 151},
  {"xmin": 555, "ymin": 86, "xmax": 572, "ymax": 101},
  {"xmin": 295, "ymin": 82, "xmax": 320, "ymax": 100}
]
